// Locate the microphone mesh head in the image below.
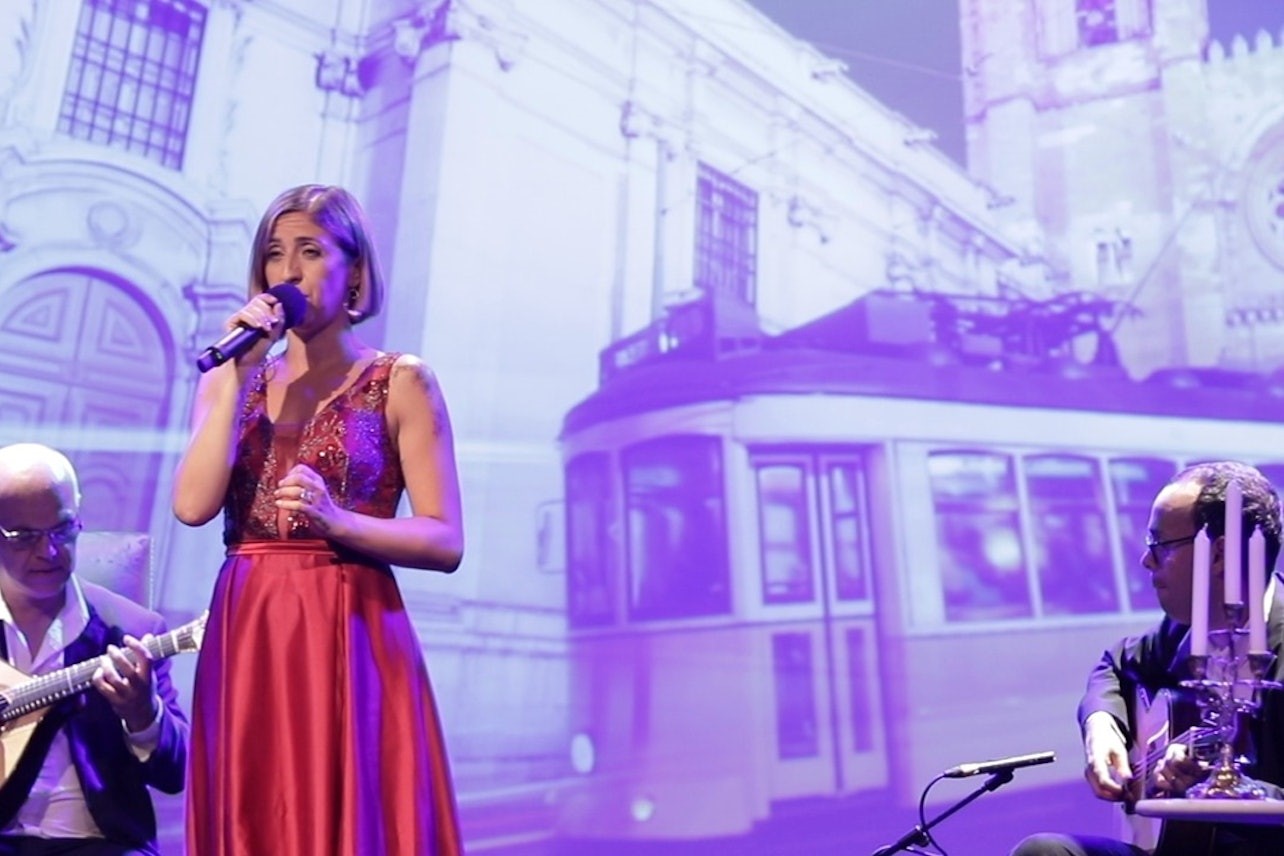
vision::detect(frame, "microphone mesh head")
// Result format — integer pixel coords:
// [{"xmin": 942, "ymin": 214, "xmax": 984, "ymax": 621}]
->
[{"xmin": 265, "ymin": 283, "xmax": 308, "ymax": 329}]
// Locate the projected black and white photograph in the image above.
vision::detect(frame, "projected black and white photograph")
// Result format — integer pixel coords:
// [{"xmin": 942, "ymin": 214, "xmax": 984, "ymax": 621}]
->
[{"xmin": 2, "ymin": 1, "xmax": 1284, "ymax": 854}]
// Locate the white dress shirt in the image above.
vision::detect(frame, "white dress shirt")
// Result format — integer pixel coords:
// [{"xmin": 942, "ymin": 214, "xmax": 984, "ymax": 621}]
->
[{"xmin": 0, "ymin": 575, "xmax": 160, "ymax": 839}]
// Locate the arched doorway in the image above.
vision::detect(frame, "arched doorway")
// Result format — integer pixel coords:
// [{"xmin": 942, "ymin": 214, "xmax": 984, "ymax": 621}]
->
[{"xmin": 0, "ymin": 270, "xmax": 173, "ymax": 532}]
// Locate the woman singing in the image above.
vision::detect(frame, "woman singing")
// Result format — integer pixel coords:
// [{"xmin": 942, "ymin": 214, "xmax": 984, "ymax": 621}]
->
[{"xmin": 174, "ymin": 184, "xmax": 464, "ymax": 855}]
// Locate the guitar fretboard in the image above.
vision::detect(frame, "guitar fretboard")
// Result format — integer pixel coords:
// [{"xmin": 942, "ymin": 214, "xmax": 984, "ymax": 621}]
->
[{"xmin": 0, "ymin": 622, "xmax": 200, "ymax": 723}]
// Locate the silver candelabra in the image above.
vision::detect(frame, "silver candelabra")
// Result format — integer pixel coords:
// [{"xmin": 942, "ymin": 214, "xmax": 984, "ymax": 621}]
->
[{"xmin": 1182, "ymin": 604, "xmax": 1280, "ymax": 799}]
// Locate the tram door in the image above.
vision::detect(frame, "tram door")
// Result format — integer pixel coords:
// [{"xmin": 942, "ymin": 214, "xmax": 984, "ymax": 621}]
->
[{"xmin": 749, "ymin": 449, "xmax": 887, "ymax": 802}]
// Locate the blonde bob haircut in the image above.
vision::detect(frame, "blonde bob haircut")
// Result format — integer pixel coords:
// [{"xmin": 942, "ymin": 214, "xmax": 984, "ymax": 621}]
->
[{"xmin": 247, "ymin": 184, "xmax": 385, "ymax": 324}]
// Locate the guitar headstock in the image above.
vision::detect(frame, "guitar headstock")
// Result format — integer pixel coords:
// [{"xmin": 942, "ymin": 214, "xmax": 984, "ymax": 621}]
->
[{"xmin": 174, "ymin": 611, "xmax": 209, "ymax": 653}]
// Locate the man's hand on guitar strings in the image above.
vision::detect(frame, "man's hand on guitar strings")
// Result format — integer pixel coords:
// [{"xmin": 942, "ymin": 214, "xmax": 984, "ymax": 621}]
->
[
  {"xmin": 1152, "ymin": 743, "xmax": 1206, "ymax": 797},
  {"xmin": 92, "ymin": 634, "xmax": 160, "ymax": 734},
  {"xmin": 1083, "ymin": 711, "xmax": 1133, "ymax": 801}
]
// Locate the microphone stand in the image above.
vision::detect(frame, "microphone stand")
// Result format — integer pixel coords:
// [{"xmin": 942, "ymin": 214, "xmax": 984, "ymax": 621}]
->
[{"xmin": 871, "ymin": 769, "xmax": 1015, "ymax": 856}]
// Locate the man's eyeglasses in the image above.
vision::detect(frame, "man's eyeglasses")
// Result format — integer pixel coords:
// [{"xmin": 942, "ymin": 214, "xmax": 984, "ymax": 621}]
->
[
  {"xmin": 1145, "ymin": 532, "xmax": 1198, "ymax": 564},
  {"xmin": 0, "ymin": 518, "xmax": 83, "ymax": 549}
]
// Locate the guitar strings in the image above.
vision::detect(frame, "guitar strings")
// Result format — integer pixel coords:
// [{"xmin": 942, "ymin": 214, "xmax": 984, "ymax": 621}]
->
[
  {"xmin": 1139, "ymin": 726, "xmax": 1224, "ymax": 777},
  {"xmin": 0, "ymin": 619, "xmax": 203, "ymax": 722}
]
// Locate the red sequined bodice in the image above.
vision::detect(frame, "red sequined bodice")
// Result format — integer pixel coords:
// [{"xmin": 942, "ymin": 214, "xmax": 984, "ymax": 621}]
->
[{"xmin": 223, "ymin": 353, "xmax": 404, "ymax": 543}]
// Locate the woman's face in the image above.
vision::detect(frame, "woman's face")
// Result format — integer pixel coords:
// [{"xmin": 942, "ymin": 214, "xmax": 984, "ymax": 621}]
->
[{"xmin": 262, "ymin": 211, "xmax": 356, "ymax": 334}]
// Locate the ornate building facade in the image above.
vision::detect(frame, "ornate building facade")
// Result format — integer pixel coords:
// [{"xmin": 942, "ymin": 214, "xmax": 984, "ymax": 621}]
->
[
  {"xmin": 1, "ymin": 0, "xmax": 1278, "ymax": 849},
  {"xmin": 963, "ymin": 0, "xmax": 1284, "ymax": 374}
]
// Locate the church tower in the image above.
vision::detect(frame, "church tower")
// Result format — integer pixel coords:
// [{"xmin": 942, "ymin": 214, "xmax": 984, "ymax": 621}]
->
[{"xmin": 956, "ymin": 0, "xmax": 1272, "ymax": 376}]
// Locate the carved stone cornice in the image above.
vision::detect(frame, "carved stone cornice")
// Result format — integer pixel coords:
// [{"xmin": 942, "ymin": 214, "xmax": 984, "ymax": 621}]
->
[
  {"xmin": 0, "ymin": 221, "xmax": 17, "ymax": 253},
  {"xmin": 620, "ymin": 100, "xmax": 685, "ymax": 160},
  {"xmin": 392, "ymin": 15, "xmax": 429, "ymax": 62},
  {"xmin": 677, "ymin": 39, "xmax": 720, "ymax": 80},
  {"xmin": 0, "ymin": 0, "xmax": 38, "ymax": 112},
  {"xmin": 316, "ymin": 49, "xmax": 363, "ymax": 97},
  {"xmin": 886, "ymin": 242, "xmax": 929, "ymax": 291},
  {"xmin": 787, "ymin": 195, "xmax": 830, "ymax": 244},
  {"xmin": 392, "ymin": 0, "xmax": 527, "ymax": 71},
  {"xmin": 86, "ymin": 201, "xmax": 138, "ymax": 251}
]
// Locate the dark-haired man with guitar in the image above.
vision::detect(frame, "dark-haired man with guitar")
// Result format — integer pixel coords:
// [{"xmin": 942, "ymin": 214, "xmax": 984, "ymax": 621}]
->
[
  {"xmin": 0, "ymin": 443, "xmax": 188, "ymax": 856},
  {"xmin": 1013, "ymin": 461, "xmax": 1284, "ymax": 856}
]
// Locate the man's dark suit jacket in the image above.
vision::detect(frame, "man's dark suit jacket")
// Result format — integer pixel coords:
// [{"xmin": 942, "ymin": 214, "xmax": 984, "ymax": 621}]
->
[
  {"xmin": 0, "ymin": 578, "xmax": 188, "ymax": 855},
  {"xmin": 1077, "ymin": 573, "xmax": 1284, "ymax": 853}
]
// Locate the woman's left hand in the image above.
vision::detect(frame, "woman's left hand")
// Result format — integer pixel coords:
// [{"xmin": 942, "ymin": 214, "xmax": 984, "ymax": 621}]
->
[{"xmin": 276, "ymin": 464, "xmax": 338, "ymax": 533}]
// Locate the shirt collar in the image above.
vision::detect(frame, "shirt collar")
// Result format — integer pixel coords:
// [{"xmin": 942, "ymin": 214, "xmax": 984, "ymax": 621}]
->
[{"xmin": 0, "ymin": 575, "xmax": 91, "ymax": 671}]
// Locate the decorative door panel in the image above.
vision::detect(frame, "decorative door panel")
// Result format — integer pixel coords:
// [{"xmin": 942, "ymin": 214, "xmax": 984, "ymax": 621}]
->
[
  {"xmin": 76, "ymin": 276, "xmax": 168, "ymax": 392},
  {"xmin": 0, "ymin": 271, "xmax": 171, "ymax": 534},
  {"xmin": 0, "ymin": 282, "xmax": 83, "ymax": 372},
  {"xmin": 0, "ymin": 387, "xmax": 60, "ymax": 427},
  {"xmin": 66, "ymin": 387, "xmax": 164, "ymax": 429}
]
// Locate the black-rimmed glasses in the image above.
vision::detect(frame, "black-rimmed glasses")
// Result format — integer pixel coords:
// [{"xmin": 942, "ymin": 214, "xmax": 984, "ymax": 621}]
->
[
  {"xmin": 1145, "ymin": 532, "xmax": 1198, "ymax": 564},
  {"xmin": 0, "ymin": 518, "xmax": 83, "ymax": 549}
]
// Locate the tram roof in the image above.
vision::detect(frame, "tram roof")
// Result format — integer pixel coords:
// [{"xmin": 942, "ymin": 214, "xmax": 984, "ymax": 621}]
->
[{"xmin": 562, "ymin": 337, "xmax": 1284, "ymax": 437}]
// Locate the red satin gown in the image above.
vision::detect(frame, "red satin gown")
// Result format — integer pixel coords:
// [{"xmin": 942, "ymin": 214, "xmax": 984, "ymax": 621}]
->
[{"xmin": 186, "ymin": 352, "xmax": 462, "ymax": 855}]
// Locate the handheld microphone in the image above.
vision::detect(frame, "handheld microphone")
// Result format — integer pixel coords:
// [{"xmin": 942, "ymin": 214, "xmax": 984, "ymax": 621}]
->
[
  {"xmin": 942, "ymin": 751, "xmax": 1055, "ymax": 779},
  {"xmin": 196, "ymin": 283, "xmax": 307, "ymax": 373}
]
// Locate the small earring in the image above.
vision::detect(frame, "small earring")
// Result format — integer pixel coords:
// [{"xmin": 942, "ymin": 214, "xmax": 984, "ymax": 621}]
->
[{"xmin": 347, "ymin": 285, "xmax": 360, "ymax": 308}]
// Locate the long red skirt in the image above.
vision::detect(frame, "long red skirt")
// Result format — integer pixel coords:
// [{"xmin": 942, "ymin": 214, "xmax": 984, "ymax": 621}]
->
[{"xmin": 186, "ymin": 541, "xmax": 462, "ymax": 855}]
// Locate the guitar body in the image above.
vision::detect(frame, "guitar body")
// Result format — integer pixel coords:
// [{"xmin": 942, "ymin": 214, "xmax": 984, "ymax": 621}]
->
[
  {"xmin": 0, "ymin": 659, "xmax": 50, "ymax": 785},
  {"xmin": 1122, "ymin": 687, "xmax": 1218, "ymax": 856}
]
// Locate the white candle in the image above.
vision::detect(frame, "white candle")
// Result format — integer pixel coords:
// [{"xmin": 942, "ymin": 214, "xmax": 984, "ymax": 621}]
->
[
  {"xmin": 1224, "ymin": 481, "xmax": 1242, "ymax": 606},
  {"xmin": 1249, "ymin": 527, "xmax": 1267, "ymax": 653},
  {"xmin": 1191, "ymin": 528, "xmax": 1210, "ymax": 657}
]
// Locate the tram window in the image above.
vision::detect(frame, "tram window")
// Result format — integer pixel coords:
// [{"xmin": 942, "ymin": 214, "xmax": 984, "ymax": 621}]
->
[
  {"xmin": 845, "ymin": 628, "xmax": 874, "ymax": 752},
  {"xmin": 1025, "ymin": 455, "xmax": 1118, "ymax": 615},
  {"xmin": 755, "ymin": 464, "xmax": 815, "ymax": 603},
  {"xmin": 829, "ymin": 463, "xmax": 872, "ymax": 602},
  {"xmin": 622, "ymin": 436, "xmax": 731, "ymax": 620},
  {"xmin": 772, "ymin": 632, "xmax": 819, "ymax": 760},
  {"xmin": 1109, "ymin": 457, "xmax": 1176, "ymax": 612},
  {"xmin": 928, "ymin": 451, "xmax": 1031, "ymax": 622},
  {"xmin": 566, "ymin": 453, "xmax": 614, "ymax": 628}
]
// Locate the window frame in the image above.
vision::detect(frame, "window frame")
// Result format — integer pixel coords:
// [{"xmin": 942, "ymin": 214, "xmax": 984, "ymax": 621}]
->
[
  {"xmin": 57, "ymin": 0, "xmax": 207, "ymax": 170},
  {"xmin": 694, "ymin": 162, "xmax": 759, "ymax": 306}
]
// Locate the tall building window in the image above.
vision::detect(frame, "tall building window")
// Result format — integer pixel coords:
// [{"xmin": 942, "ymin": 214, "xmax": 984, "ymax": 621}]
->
[
  {"xmin": 58, "ymin": 0, "xmax": 207, "ymax": 170},
  {"xmin": 694, "ymin": 163, "xmax": 758, "ymax": 305},
  {"xmin": 1039, "ymin": 0, "xmax": 1150, "ymax": 57},
  {"xmin": 1075, "ymin": 0, "xmax": 1150, "ymax": 49},
  {"xmin": 1076, "ymin": 0, "xmax": 1120, "ymax": 47}
]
